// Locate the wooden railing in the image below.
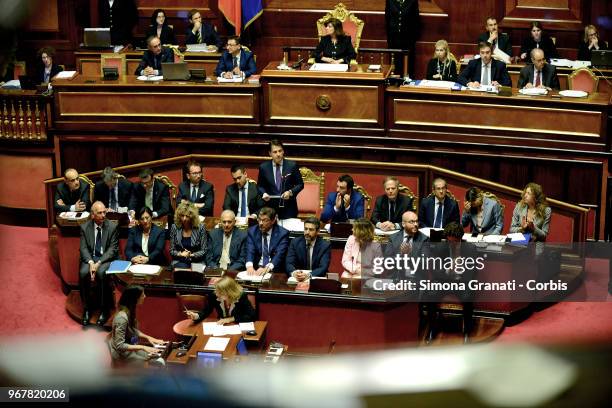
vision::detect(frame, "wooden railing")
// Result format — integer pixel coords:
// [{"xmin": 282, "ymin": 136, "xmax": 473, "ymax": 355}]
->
[{"xmin": 0, "ymin": 90, "xmax": 51, "ymax": 141}]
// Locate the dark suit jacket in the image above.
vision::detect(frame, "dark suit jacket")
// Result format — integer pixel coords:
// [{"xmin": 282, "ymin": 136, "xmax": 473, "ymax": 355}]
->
[
  {"xmin": 37, "ymin": 64, "xmax": 63, "ymax": 84},
  {"xmin": 194, "ymin": 291, "xmax": 256, "ymax": 323},
  {"xmin": 206, "ymin": 228, "xmax": 247, "ymax": 271},
  {"xmin": 578, "ymin": 40, "xmax": 609, "ymax": 61},
  {"xmin": 134, "ymin": 47, "xmax": 174, "ymax": 75},
  {"xmin": 214, "ymin": 49, "xmax": 257, "ymax": 77},
  {"xmin": 223, "ymin": 181, "xmax": 264, "ymax": 216},
  {"xmin": 313, "ymin": 35, "xmax": 356, "ymax": 65},
  {"xmin": 418, "ymin": 195, "xmax": 461, "ymax": 228},
  {"xmin": 124, "ymin": 224, "xmax": 167, "ymax": 266},
  {"xmin": 79, "ymin": 219, "xmax": 119, "ymax": 265},
  {"xmin": 321, "ymin": 190, "xmax": 364, "ymax": 223},
  {"xmin": 177, "ymin": 180, "xmax": 214, "ymax": 216},
  {"xmin": 99, "ymin": 0, "xmax": 138, "ymax": 45},
  {"xmin": 371, "ymin": 194, "xmax": 414, "ymax": 227},
  {"xmin": 93, "ymin": 178, "xmax": 133, "ymax": 210},
  {"xmin": 384, "ymin": 230, "xmax": 430, "ymax": 279},
  {"xmin": 458, "ymin": 58, "xmax": 512, "ymax": 87},
  {"xmin": 477, "ymin": 32, "xmax": 513, "ymax": 57},
  {"xmin": 246, "ymin": 224, "xmax": 289, "ymax": 270},
  {"xmin": 385, "ymin": 0, "xmax": 419, "ymax": 49},
  {"xmin": 520, "ymin": 35, "xmax": 559, "ymax": 61},
  {"xmin": 145, "ymin": 24, "xmax": 177, "ymax": 45},
  {"xmin": 54, "ymin": 182, "xmax": 91, "ymax": 213},
  {"xmin": 517, "ymin": 63, "xmax": 560, "ymax": 90},
  {"xmin": 129, "ymin": 179, "xmax": 170, "ymax": 217},
  {"xmin": 426, "ymin": 58, "xmax": 458, "ymax": 82},
  {"xmin": 185, "ymin": 22, "xmax": 221, "ymax": 48},
  {"xmin": 257, "ymin": 159, "xmax": 304, "ymax": 219},
  {"xmin": 286, "ymin": 236, "xmax": 331, "ymax": 277},
  {"xmin": 169, "ymin": 224, "xmax": 209, "ymax": 264}
]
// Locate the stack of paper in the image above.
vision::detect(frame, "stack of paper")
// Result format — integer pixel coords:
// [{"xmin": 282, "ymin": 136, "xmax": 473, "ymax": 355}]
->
[
  {"xmin": 59, "ymin": 211, "xmax": 89, "ymax": 220},
  {"xmin": 128, "ymin": 264, "xmax": 161, "ymax": 275},
  {"xmin": 277, "ymin": 218, "xmax": 304, "ymax": 232},
  {"xmin": 236, "ymin": 271, "xmax": 272, "ymax": 282},
  {"xmin": 375, "ymin": 228, "xmax": 399, "ymax": 236},
  {"xmin": 203, "ymin": 322, "xmax": 242, "ymax": 336},
  {"xmin": 309, "ymin": 63, "xmax": 349, "ymax": 72},
  {"xmin": 203, "ymin": 337, "xmax": 230, "ymax": 351},
  {"xmin": 54, "ymin": 71, "xmax": 77, "ymax": 80}
]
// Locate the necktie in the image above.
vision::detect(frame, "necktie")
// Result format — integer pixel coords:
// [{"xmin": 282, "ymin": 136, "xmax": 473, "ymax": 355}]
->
[
  {"xmin": 400, "ymin": 235, "xmax": 412, "ymax": 255},
  {"xmin": 482, "ymin": 64, "xmax": 490, "ymax": 85},
  {"xmin": 94, "ymin": 227, "xmax": 103, "ymax": 258},
  {"xmin": 191, "ymin": 185, "xmax": 197, "ymax": 202},
  {"xmin": 262, "ymin": 232, "xmax": 270, "ymax": 266},
  {"xmin": 110, "ymin": 188, "xmax": 117, "ymax": 211},
  {"xmin": 305, "ymin": 242, "xmax": 312, "ymax": 270},
  {"xmin": 389, "ymin": 200, "xmax": 395, "ymax": 221},
  {"xmin": 240, "ymin": 187, "xmax": 247, "ymax": 217},
  {"xmin": 535, "ymin": 70, "xmax": 541, "ymax": 87},
  {"xmin": 196, "ymin": 29, "xmax": 201, "ymax": 44},
  {"xmin": 145, "ymin": 187, "xmax": 153, "ymax": 210},
  {"xmin": 434, "ymin": 202, "xmax": 443, "ymax": 228},
  {"xmin": 275, "ymin": 165, "xmax": 282, "ymax": 193},
  {"xmin": 220, "ymin": 234, "xmax": 231, "ymax": 270},
  {"xmin": 233, "ymin": 56, "xmax": 238, "ymax": 69}
]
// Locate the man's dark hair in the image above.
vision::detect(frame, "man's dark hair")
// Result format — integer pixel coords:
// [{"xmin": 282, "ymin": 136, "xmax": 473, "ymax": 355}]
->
[
  {"xmin": 444, "ymin": 222, "xmax": 464, "ymax": 239},
  {"xmin": 259, "ymin": 206, "xmax": 276, "ymax": 220},
  {"xmin": 478, "ymin": 41, "xmax": 492, "ymax": 51},
  {"xmin": 269, "ymin": 139, "xmax": 284, "ymax": 151},
  {"xmin": 338, "ymin": 174, "xmax": 354, "ymax": 191},
  {"xmin": 230, "ymin": 164, "xmax": 246, "ymax": 173},
  {"xmin": 303, "ymin": 216, "xmax": 321, "ymax": 230},
  {"xmin": 139, "ymin": 168, "xmax": 154, "ymax": 179},
  {"xmin": 227, "ymin": 35, "xmax": 241, "ymax": 46}
]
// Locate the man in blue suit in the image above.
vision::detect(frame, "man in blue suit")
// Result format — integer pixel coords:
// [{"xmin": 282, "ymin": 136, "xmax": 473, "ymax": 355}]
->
[
  {"xmin": 457, "ymin": 42, "xmax": 511, "ymax": 88},
  {"xmin": 214, "ymin": 35, "xmax": 257, "ymax": 78},
  {"xmin": 246, "ymin": 207, "xmax": 289, "ymax": 275},
  {"xmin": 286, "ymin": 217, "xmax": 331, "ymax": 280},
  {"xmin": 177, "ymin": 160, "xmax": 214, "ymax": 216},
  {"xmin": 419, "ymin": 177, "xmax": 460, "ymax": 228},
  {"xmin": 134, "ymin": 36, "xmax": 174, "ymax": 76},
  {"xmin": 257, "ymin": 140, "xmax": 304, "ymax": 219},
  {"xmin": 207, "ymin": 210, "xmax": 248, "ymax": 270},
  {"xmin": 321, "ymin": 174, "xmax": 364, "ymax": 223}
]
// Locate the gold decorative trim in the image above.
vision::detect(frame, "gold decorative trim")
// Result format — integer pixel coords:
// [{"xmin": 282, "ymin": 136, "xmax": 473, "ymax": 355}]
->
[{"xmin": 316, "ymin": 95, "xmax": 332, "ymax": 111}]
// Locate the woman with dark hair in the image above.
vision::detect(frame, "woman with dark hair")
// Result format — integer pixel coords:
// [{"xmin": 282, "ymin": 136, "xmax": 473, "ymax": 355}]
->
[
  {"xmin": 426, "ymin": 39, "xmax": 458, "ymax": 82},
  {"xmin": 145, "ymin": 9, "xmax": 177, "ymax": 45},
  {"xmin": 36, "ymin": 46, "xmax": 63, "ymax": 84},
  {"xmin": 313, "ymin": 17, "xmax": 356, "ymax": 64},
  {"xmin": 125, "ymin": 207, "xmax": 167, "ymax": 266},
  {"xmin": 510, "ymin": 183, "xmax": 551, "ymax": 241},
  {"xmin": 461, "ymin": 187, "xmax": 504, "ymax": 235},
  {"xmin": 341, "ymin": 218, "xmax": 382, "ymax": 278},
  {"xmin": 186, "ymin": 276, "xmax": 256, "ymax": 324},
  {"xmin": 109, "ymin": 285, "xmax": 166, "ymax": 365},
  {"xmin": 578, "ymin": 24, "xmax": 608, "ymax": 61},
  {"xmin": 170, "ymin": 201, "xmax": 209, "ymax": 268},
  {"xmin": 520, "ymin": 21, "xmax": 559, "ymax": 61}
]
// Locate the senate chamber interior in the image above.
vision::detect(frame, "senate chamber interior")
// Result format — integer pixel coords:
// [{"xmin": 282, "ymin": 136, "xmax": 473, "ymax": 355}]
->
[{"xmin": 0, "ymin": 0, "xmax": 611, "ymax": 406}]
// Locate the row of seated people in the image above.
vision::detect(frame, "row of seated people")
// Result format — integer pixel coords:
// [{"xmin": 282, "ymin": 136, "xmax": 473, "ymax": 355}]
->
[{"xmin": 77, "ymin": 176, "xmax": 551, "ymax": 327}]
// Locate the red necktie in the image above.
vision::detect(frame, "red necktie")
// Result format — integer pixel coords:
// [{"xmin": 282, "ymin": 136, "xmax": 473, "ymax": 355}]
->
[{"xmin": 535, "ymin": 71, "xmax": 541, "ymax": 87}]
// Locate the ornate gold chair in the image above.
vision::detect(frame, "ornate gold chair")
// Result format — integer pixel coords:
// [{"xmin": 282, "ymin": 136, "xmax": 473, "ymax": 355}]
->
[
  {"xmin": 353, "ymin": 184, "xmax": 372, "ymax": 217},
  {"xmin": 297, "ymin": 167, "xmax": 325, "ymax": 218},
  {"xmin": 398, "ymin": 183, "xmax": 418, "ymax": 211},
  {"xmin": 154, "ymin": 174, "xmax": 178, "ymax": 223},
  {"xmin": 568, "ymin": 67, "xmax": 599, "ymax": 93},
  {"xmin": 100, "ymin": 54, "xmax": 126, "ymax": 77},
  {"xmin": 79, "ymin": 174, "xmax": 95, "ymax": 204}
]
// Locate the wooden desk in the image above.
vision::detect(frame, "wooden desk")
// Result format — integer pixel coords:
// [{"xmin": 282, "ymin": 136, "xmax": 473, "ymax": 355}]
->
[
  {"xmin": 52, "ymin": 76, "xmax": 261, "ymax": 132},
  {"xmin": 261, "ymin": 62, "xmax": 392, "ymax": 134},
  {"xmin": 387, "ymin": 86, "xmax": 610, "ymax": 152}
]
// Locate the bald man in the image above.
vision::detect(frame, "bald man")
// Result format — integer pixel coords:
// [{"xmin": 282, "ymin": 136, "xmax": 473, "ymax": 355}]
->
[
  {"xmin": 79, "ymin": 201, "xmax": 118, "ymax": 326},
  {"xmin": 54, "ymin": 168, "xmax": 91, "ymax": 213},
  {"xmin": 517, "ymin": 48, "xmax": 560, "ymax": 90},
  {"xmin": 206, "ymin": 210, "xmax": 247, "ymax": 270}
]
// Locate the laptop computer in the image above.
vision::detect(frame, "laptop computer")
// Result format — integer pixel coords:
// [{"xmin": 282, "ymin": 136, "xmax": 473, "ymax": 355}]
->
[
  {"xmin": 162, "ymin": 62, "xmax": 190, "ymax": 81},
  {"xmin": 591, "ymin": 50, "xmax": 612, "ymax": 68},
  {"xmin": 196, "ymin": 351, "xmax": 222, "ymax": 368},
  {"xmin": 83, "ymin": 28, "xmax": 112, "ymax": 49}
]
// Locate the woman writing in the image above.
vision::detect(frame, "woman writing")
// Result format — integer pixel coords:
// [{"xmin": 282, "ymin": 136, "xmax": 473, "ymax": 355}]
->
[
  {"xmin": 313, "ymin": 18, "xmax": 356, "ymax": 64},
  {"xmin": 510, "ymin": 182, "xmax": 551, "ymax": 241},
  {"xmin": 426, "ymin": 39, "xmax": 458, "ymax": 82},
  {"xmin": 341, "ymin": 218, "xmax": 383, "ymax": 278},
  {"xmin": 186, "ymin": 276, "xmax": 256, "ymax": 324},
  {"xmin": 125, "ymin": 207, "xmax": 167, "ymax": 266},
  {"xmin": 170, "ymin": 202, "xmax": 209, "ymax": 268}
]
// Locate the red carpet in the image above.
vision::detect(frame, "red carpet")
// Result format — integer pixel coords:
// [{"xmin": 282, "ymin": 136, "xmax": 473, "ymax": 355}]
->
[{"xmin": 1, "ymin": 223, "xmax": 612, "ymax": 345}]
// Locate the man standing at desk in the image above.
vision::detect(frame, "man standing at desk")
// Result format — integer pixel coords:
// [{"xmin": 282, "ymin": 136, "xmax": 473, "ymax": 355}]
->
[
  {"xmin": 321, "ymin": 174, "xmax": 364, "ymax": 223},
  {"xmin": 214, "ymin": 36, "xmax": 257, "ymax": 79},
  {"xmin": 79, "ymin": 201, "xmax": 118, "ymax": 326},
  {"xmin": 223, "ymin": 164, "xmax": 264, "ymax": 218},
  {"xmin": 54, "ymin": 168, "xmax": 90, "ymax": 214},
  {"xmin": 207, "ymin": 210, "xmax": 247, "ymax": 271},
  {"xmin": 177, "ymin": 160, "xmax": 214, "ymax": 216},
  {"xmin": 129, "ymin": 168, "xmax": 170, "ymax": 220},
  {"xmin": 134, "ymin": 36, "xmax": 174, "ymax": 76},
  {"xmin": 458, "ymin": 42, "xmax": 512, "ymax": 88},
  {"xmin": 517, "ymin": 49, "xmax": 560, "ymax": 91},
  {"xmin": 286, "ymin": 217, "xmax": 331, "ymax": 281},
  {"xmin": 257, "ymin": 140, "xmax": 304, "ymax": 220},
  {"xmin": 93, "ymin": 167, "xmax": 132, "ymax": 212},
  {"xmin": 246, "ymin": 207, "xmax": 289, "ymax": 276}
]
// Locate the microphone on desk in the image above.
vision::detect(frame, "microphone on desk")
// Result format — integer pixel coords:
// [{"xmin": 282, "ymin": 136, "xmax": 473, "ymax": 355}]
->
[{"xmin": 291, "ymin": 58, "xmax": 305, "ymax": 69}]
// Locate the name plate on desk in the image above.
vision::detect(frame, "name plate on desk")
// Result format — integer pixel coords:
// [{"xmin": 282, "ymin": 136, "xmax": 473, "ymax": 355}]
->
[{"xmin": 309, "ymin": 63, "xmax": 349, "ymax": 72}]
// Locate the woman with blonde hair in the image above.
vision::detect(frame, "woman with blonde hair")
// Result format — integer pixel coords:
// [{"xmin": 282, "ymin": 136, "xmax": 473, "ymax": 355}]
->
[
  {"xmin": 510, "ymin": 182, "xmax": 551, "ymax": 241},
  {"xmin": 426, "ymin": 39, "xmax": 457, "ymax": 82},
  {"xmin": 170, "ymin": 201, "xmax": 208, "ymax": 267},
  {"xmin": 186, "ymin": 276, "xmax": 256, "ymax": 324},
  {"xmin": 578, "ymin": 24, "xmax": 608, "ymax": 61},
  {"xmin": 341, "ymin": 218, "xmax": 382, "ymax": 278}
]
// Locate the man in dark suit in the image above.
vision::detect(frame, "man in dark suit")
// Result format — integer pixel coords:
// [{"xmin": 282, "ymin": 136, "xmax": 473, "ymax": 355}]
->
[
  {"xmin": 79, "ymin": 201, "xmax": 119, "ymax": 326},
  {"xmin": 419, "ymin": 177, "xmax": 460, "ymax": 228},
  {"xmin": 207, "ymin": 210, "xmax": 248, "ymax": 270},
  {"xmin": 321, "ymin": 174, "xmax": 364, "ymax": 223},
  {"xmin": 177, "ymin": 160, "xmax": 214, "ymax": 216},
  {"xmin": 371, "ymin": 176, "xmax": 414, "ymax": 231},
  {"xmin": 134, "ymin": 36, "xmax": 174, "ymax": 76},
  {"xmin": 93, "ymin": 167, "xmax": 132, "ymax": 212},
  {"xmin": 458, "ymin": 42, "xmax": 512, "ymax": 88},
  {"xmin": 129, "ymin": 168, "xmax": 170, "ymax": 219},
  {"xmin": 384, "ymin": 211, "xmax": 430, "ymax": 280},
  {"xmin": 185, "ymin": 9, "xmax": 221, "ymax": 49},
  {"xmin": 223, "ymin": 164, "xmax": 264, "ymax": 218},
  {"xmin": 214, "ymin": 36, "xmax": 257, "ymax": 78},
  {"xmin": 477, "ymin": 17, "xmax": 513, "ymax": 57},
  {"xmin": 246, "ymin": 207, "xmax": 289, "ymax": 275},
  {"xmin": 257, "ymin": 140, "xmax": 304, "ymax": 220},
  {"xmin": 286, "ymin": 217, "xmax": 331, "ymax": 280},
  {"xmin": 385, "ymin": 0, "xmax": 419, "ymax": 77},
  {"xmin": 54, "ymin": 168, "xmax": 90, "ymax": 214},
  {"xmin": 517, "ymin": 48, "xmax": 560, "ymax": 90},
  {"xmin": 98, "ymin": 0, "xmax": 138, "ymax": 45}
]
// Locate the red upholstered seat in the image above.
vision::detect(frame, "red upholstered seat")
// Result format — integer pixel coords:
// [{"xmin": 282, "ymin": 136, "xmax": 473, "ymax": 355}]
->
[
  {"xmin": 568, "ymin": 67, "xmax": 599, "ymax": 93},
  {"xmin": 297, "ymin": 167, "xmax": 325, "ymax": 218}
]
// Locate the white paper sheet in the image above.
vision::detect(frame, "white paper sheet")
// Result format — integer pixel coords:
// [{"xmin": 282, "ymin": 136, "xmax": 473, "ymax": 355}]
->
[
  {"xmin": 239, "ymin": 322, "xmax": 255, "ymax": 331},
  {"xmin": 277, "ymin": 218, "xmax": 304, "ymax": 232},
  {"xmin": 136, "ymin": 75, "xmax": 163, "ymax": 81},
  {"xmin": 128, "ymin": 264, "xmax": 161, "ymax": 275},
  {"xmin": 236, "ymin": 271, "xmax": 272, "ymax": 282},
  {"xmin": 203, "ymin": 336, "xmax": 230, "ymax": 351},
  {"xmin": 309, "ymin": 63, "xmax": 349, "ymax": 72}
]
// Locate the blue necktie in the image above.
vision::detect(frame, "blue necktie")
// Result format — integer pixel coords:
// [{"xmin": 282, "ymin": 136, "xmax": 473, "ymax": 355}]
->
[
  {"xmin": 110, "ymin": 188, "xmax": 117, "ymax": 211},
  {"xmin": 191, "ymin": 185, "xmax": 197, "ymax": 202},
  {"xmin": 94, "ymin": 227, "xmax": 102, "ymax": 259},
  {"xmin": 262, "ymin": 232, "xmax": 270, "ymax": 266},
  {"xmin": 434, "ymin": 202, "xmax": 443, "ymax": 228},
  {"xmin": 275, "ymin": 165, "xmax": 282, "ymax": 193},
  {"xmin": 233, "ymin": 56, "xmax": 238, "ymax": 69},
  {"xmin": 240, "ymin": 187, "xmax": 247, "ymax": 217}
]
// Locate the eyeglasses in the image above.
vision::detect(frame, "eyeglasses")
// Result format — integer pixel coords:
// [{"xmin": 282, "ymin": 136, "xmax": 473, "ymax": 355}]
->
[
  {"xmin": 404, "ymin": 220, "xmax": 418, "ymax": 224},
  {"xmin": 227, "ymin": 43, "xmax": 239, "ymax": 47}
]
